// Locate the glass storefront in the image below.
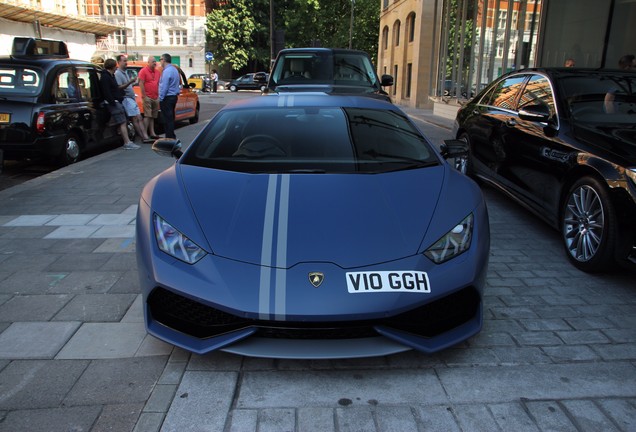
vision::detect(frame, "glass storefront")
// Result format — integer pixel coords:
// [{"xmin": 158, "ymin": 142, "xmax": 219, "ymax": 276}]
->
[{"xmin": 438, "ymin": 0, "xmax": 636, "ymax": 99}]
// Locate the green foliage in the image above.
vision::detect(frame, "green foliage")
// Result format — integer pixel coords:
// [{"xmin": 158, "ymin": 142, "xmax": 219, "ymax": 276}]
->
[{"xmin": 205, "ymin": 0, "xmax": 381, "ymax": 72}]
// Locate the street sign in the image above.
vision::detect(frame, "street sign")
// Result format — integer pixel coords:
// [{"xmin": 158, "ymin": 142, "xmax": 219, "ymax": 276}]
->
[{"xmin": 205, "ymin": 52, "xmax": 214, "ymax": 61}]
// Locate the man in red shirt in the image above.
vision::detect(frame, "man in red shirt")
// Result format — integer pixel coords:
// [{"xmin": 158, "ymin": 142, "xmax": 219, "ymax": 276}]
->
[{"xmin": 138, "ymin": 56, "xmax": 162, "ymax": 139}]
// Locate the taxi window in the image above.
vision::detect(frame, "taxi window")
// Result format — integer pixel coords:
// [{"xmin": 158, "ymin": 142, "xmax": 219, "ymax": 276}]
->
[
  {"xmin": 56, "ymin": 69, "xmax": 81, "ymax": 103},
  {"xmin": 76, "ymin": 68, "xmax": 96, "ymax": 100},
  {"xmin": 0, "ymin": 66, "xmax": 43, "ymax": 96}
]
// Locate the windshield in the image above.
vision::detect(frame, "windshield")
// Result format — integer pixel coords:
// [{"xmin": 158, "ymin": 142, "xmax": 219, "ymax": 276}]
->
[
  {"xmin": 561, "ymin": 72, "xmax": 636, "ymax": 123},
  {"xmin": 181, "ymin": 107, "xmax": 437, "ymax": 174},
  {"xmin": 270, "ymin": 51, "xmax": 380, "ymax": 88},
  {"xmin": 0, "ymin": 66, "xmax": 43, "ymax": 96}
]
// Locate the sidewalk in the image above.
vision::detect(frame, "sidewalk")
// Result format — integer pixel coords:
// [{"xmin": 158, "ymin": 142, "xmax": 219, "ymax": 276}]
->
[{"xmin": 0, "ymin": 105, "xmax": 634, "ymax": 432}]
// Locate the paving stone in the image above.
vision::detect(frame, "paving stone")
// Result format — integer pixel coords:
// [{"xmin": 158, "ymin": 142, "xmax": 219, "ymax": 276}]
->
[
  {"xmin": 135, "ymin": 334, "xmax": 174, "ymax": 357},
  {"xmin": 0, "ymin": 359, "xmax": 88, "ymax": 409},
  {"xmin": 109, "ymin": 269, "xmax": 141, "ymax": 293},
  {"xmin": 227, "ymin": 409, "xmax": 258, "ymax": 432},
  {"xmin": 513, "ymin": 331, "xmax": 563, "ymax": 346},
  {"xmin": 467, "ymin": 331, "xmax": 516, "ymax": 347},
  {"xmin": 298, "ymin": 407, "xmax": 335, "ymax": 432},
  {"xmin": 161, "ymin": 371, "xmax": 237, "ymax": 432},
  {"xmin": 90, "ymin": 225, "xmax": 136, "ymax": 238},
  {"xmin": 47, "ymin": 238, "xmax": 106, "ymax": 254},
  {"xmin": 438, "ymin": 363, "xmax": 636, "ymax": 403},
  {"xmin": 336, "ymin": 406, "xmax": 375, "ymax": 432},
  {"xmin": 89, "ymin": 214, "xmax": 136, "ymax": 226},
  {"xmin": 187, "ymin": 351, "xmax": 243, "ymax": 371},
  {"xmin": 561, "ymin": 399, "xmax": 620, "ymax": 431},
  {"xmin": 442, "ymin": 348, "xmax": 500, "ymax": 366},
  {"xmin": 144, "ymin": 384, "xmax": 177, "ymax": 413},
  {"xmin": 258, "ymin": 408, "xmax": 295, "ymax": 432},
  {"xmin": 593, "ymin": 343, "xmax": 636, "ymax": 361},
  {"xmin": 94, "ymin": 237, "xmax": 136, "ymax": 253},
  {"xmin": 3, "ymin": 215, "xmax": 56, "ymax": 226},
  {"xmin": 603, "ymin": 328, "xmax": 636, "ymax": 343},
  {"xmin": 375, "ymin": 405, "xmax": 420, "ymax": 431},
  {"xmin": 490, "ymin": 307, "xmax": 539, "ymax": 319},
  {"xmin": 100, "ymin": 253, "xmax": 139, "ymax": 271},
  {"xmin": 0, "ymin": 271, "xmax": 69, "ymax": 295},
  {"xmin": 413, "ymin": 405, "xmax": 461, "ymax": 432},
  {"xmin": 566, "ymin": 317, "xmax": 615, "ymax": 330},
  {"xmin": 534, "ymin": 305, "xmax": 580, "ymax": 319},
  {"xmin": 45, "ymin": 214, "xmax": 98, "ymax": 226},
  {"xmin": 0, "ymin": 294, "xmax": 70, "ymax": 321},
  {"xmin": 56, "ymin": 322, "xmax": 148, "ymax": 359},
  {"xmin": 44, "ymin": 225, "xmax": 101, "ymax": 239},
  {"xmin": 158, "ymin": 361, "xmax": 187, "ymax": 385},
  {"xmin": 64, "ymin": 356, "xmax": 168, "ymax": 406},
  {"xmin": 122, "ymin": 294, "xmax": 143, "ymax": 322},
  {"xmin": 524, "ymin": 401, "xmax": 577, "ymax": 431},
  {"xmin": 519, "ymin": 318, "xmax": 572, "ymax": 331},
  {"xmin": 236, "ymin": 369, "xmax": 447, "ymax": 408},
  {"xmin": 556, "ymin": 330, "xmax": 610, "ymax": 345},
  {"xmin": 597, "ymin": 399, "xmax": 636, "ymax": 431},
  {"xmin": 46, "ymin": 252, "xmax": 113, "ymax": 272},
  {"xmin": 542, "ymin": 345, "xmax": 601, "ymax": 362},
  {"xmin": 46, "ymin": 270, "xmax": 122, "ymax": 294},
  {"xmin": 52, "ymin": 293, "xmax": 136, "ymax": 322},
  {"xmin": 0, "ymin": 406, "xmax": 101, "ymax": 432},
  {"xmin": 0, "ymin": 253, "xmax": 60, "ymax": 273},
  {"xmin": 453, "ymin": 404, "xmax": 500, "ymax": 432},
  {"xmin": 0, "ymin": 321, "xmax": 81, "ymax": 359},
  {"xmin": 489, "ymin": 402, "xmax": 539, "ymax": 431},
  {"xmin": 91, "ymin": 403, "xmax": 144, "ymax": 432},
  {"xmin": 132, "ymin": 412, "xmax": 164, "ymax": 432}
]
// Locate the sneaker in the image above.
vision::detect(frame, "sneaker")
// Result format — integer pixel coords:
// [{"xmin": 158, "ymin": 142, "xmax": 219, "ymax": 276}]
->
[{"xmin": 123, "ymin": 142, "xmax": 141, "ymax": 150}]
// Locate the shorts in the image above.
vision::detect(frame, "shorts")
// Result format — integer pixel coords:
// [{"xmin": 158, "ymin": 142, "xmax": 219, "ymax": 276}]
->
[
  {"xmin": 122, "ymin": 97, "xmax": 141, "ymax": 117},
  {"xmin": 143, "ymin": 96, "xmax": 160, "ymax": 118},
  {"xmin": 107, "ymin": 101, "xmax": 127, "ymax": 125}
]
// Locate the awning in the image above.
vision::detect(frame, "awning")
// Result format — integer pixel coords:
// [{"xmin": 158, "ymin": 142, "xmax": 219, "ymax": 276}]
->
[{"xmin": 0, "ymin": 3, "xmax": 120, "ymax": 37}]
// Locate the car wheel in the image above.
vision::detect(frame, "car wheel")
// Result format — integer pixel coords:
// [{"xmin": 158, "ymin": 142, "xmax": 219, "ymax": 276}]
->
[
  {"xmin": 561, "ymin": 176, "xmax": 616, "ymax": 272},
  {"xmin": 455, "ymin": 133, "xmax": 474, "ymax": 177},
  {"xmin": 57, "ymin": 132, "xmax": 81, "ymax": 166},
  {"xmin": 229, "ymin": 85, "xmax": 237, "ymax": 92},
  {"xmin": 189, "ymin": 103, "xmax": 200, "ymax": 124},
  {"xmin": 260, "ymin": 85, "xmax": 267, "ymax": 92}
]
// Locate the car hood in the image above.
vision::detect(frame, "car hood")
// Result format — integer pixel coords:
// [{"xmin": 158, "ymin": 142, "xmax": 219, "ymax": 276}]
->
[
  {"xmin": 573, "ymin": 122, "xmax": 636, "ymax": 163},
  {"xmin": 177, "ymin": 166, "xmax": 447, "ymax": 268}
]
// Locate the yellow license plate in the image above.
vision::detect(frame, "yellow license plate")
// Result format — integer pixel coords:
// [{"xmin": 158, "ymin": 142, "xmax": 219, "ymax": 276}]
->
[{"xmin": 0, "ymin": 113, "xmax": 10, "ymax": 124}]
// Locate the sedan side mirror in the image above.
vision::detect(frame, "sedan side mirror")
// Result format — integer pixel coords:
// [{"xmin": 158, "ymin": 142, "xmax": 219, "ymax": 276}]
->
[
  {"xmin": 440, "ymin": 139, "xmax": 468, "ymax": 159},
  {"xmin": 152, "ymin": 138, "xmax": 183, "ymax": 159},
  {"xmin": 518, "ymin": 104, "xmax": 551, "ymax": 123},
  {"xmin": 381, "ymin": 74, "xmax": 394, "ymax": 87}
]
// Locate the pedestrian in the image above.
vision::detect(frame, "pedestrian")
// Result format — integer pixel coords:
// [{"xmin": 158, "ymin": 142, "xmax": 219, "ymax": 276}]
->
[
  {"xmin": 138, "ymin": 55, "xmax": 162, "ymax": 139},
  {"xmin": 99, "ymin": 58, "xmax": 140, "ymax": 150},
  {"xmin": 564, "ymin": 58, "xmax": 575, "ymax": 67},
  {"xmin": 115, "ymin": 55, "xmax": 153, "ymax": 143},
  {"xmin": 211, "ymin": 69, "xmax": 219, "ymax": 93},
  {"xmin": 604, "ymin": 54, "xmax": 635, "ymax": 113},
  {"xmin": 158, "ymin": 53, "xmax": 180, "ymax": 139}
]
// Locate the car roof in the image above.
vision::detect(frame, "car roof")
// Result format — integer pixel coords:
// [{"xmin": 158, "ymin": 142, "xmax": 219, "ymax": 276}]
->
[
  {"xmin": 224, "ymin": 92, "xmax": 398, "ymax": 111},
  {"xmin": 276, "ymin": 47, "xmax": 371, "ymax": 56},
  {"xmin": 0, "ymin": 56, "xmax": 93, "ymax": 69}
]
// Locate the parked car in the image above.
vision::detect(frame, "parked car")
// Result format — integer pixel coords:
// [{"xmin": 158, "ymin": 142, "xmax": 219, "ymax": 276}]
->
[
  {"xmin": 266, "ymin": 48, "xmax": 394, "ymax": 102},
  {"xmin": 228, "ymin": 72, "xmax": 268, "ymax": 92},
  {"xmin": 187, "ymin": 73, "xmax": 211, "ymax": 92},
  {"xmin": 136, "ymin": 93, "xmax": 489, "ymax": 358},
  {"xmin": 125, "ymin": 61, "xmax": 199, "ymax": 125},
  {"xmin": 453, "ymin": 68, "xmax": 636, "ymax": 272},
  {"xmin": 0, "ymin": 37, "xmax": 133, "ymax": 165}
]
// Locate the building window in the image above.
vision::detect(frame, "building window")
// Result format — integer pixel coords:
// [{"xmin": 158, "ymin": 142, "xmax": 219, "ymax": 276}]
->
[
  {"xmin": 498, "ymin": 10, "xmax": 507, "ymax": 29},
  {"xmin": 154, "ymin": 29, "xmax": 159, "ymax": 45},
  {"xmin": 393, "ymin": 21, "xmax": 401, "ymax": 47},
  {"xmin": 141, "ymin": 0, "xmax": 156, "ymax": 15},
  {"xmin": 393, "ymin": 65, "xmax": 398, "ymax": 96},
  {"xmin": 406, "ymin": 63, "xmax": 412, "ymax": 97},
  {"xmin": 114, "ymin": 29, "xmax": 126, "ymax": 45},
  {"xmin": 407, "ymin": 13, "xmax": 416, "ymax": 43},
  {"xmin": 104, "ymin": 0, "xmax": 126, "ymax": 15},
  {"xmin": 382, "ymin": 26, "xmax": 389, "ymax": 50},
  {"xmin": 169, "ymin": 30, "xmax": 188, "ymax": 46},
  {"xmin": 383, "ymin": 0, "xmax": 388, "ymax": 9},
  {"xmin": 163, "ymin": 0, "xmax": 186, "ymax": 16}
]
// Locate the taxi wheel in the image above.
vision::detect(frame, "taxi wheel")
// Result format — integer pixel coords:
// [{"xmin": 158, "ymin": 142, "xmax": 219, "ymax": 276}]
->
[
  {"xmin": 58, "ymin": 133, "xmax": 81, "ymax": 166},
  {"xmin": 189, "ymin": 104, "xmax": 200, "ymax": 124}
]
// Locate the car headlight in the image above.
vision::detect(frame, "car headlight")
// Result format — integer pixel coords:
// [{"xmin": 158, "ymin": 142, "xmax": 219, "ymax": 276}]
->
[
  {"xmin": 153, "ymin": 214, "xmax": 206, "ymax": 264},
  {"xmin": 424, "ymin": 213, "xmax": 474, "ymax": 264}
]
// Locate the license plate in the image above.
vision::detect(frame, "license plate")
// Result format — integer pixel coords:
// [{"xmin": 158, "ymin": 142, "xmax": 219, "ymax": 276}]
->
[
  {"xmin": 0, "ymin": 113, "xmax": 10, "ymax": 124},
  {"xmin": 346, "ymin": 271, "xmax": 431, "ymax": 293}
]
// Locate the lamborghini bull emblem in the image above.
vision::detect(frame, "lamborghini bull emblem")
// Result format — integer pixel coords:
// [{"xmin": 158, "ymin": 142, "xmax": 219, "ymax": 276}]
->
[{"xmin": 309, "ymin": 272, "xmax": 325, "ymax": 287}]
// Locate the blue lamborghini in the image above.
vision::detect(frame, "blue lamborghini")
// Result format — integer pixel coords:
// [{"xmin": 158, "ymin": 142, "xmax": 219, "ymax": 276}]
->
[{"xmin": 136, "ymin": 94, "xmax": 490, "ymax": 359}]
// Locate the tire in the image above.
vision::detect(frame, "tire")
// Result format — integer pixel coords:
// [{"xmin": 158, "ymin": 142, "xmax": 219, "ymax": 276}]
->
[
  {"xmin": 229, "ymin": 85, "xmax": 237, "ymax": 92},
  {"xmin": 189, "ymin": 104, "xmax": 200, "ymax": 124},
  {"xmin": 57, "ymin": 132, "xmax": 81, "ymax": 166},
  {"xmin": 455, "ymin": 133, "xmax": 474, "ymax": 177},
  {"xmin": 561, "ymin": 176, "xmax": 616, "ymax": 272}
]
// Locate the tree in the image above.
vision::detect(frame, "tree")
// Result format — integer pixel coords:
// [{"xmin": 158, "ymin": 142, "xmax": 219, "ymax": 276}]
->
[{"xmin": 205, "ymin": 0, "xmax": 257, "ymax": 70}]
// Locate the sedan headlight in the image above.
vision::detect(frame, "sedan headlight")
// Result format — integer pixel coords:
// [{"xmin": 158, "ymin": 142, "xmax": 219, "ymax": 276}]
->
[
  {"xmin": 424, "ymin": 214, "xmax": 474, "ymax": 264},
  {"xmin": 153, "ymin": 214, "xmax": 207, "ymax": 264}
]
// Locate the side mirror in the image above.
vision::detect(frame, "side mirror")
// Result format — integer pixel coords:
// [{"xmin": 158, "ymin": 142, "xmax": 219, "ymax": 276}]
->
[
  {"xmin": 152, "ymin": 138, "xmax": 183, "ymax": 159},
  {"xmin": 518, "ymin": 104, "xmax": 551, "ymax": 122},
  {"xmin": 440, "ymin": 139, "xmax": 468, "ymax": 159},
  {"xmin": 381, "ymin": 74, "xmax": 394, "ymax": 87}
]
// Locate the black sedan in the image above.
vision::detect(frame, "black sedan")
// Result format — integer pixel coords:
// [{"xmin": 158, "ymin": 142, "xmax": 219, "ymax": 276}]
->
[
  {"xmin": 453, "ymin": 68, "xmax": 636, "ymax": 272},
  {"xmin": 228, "ymin": 72, "xmax": 268, "ymax": 92}
]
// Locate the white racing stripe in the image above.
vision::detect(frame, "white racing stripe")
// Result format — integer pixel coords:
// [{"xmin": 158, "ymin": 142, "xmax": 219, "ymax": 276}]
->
[{"xmin": 259, "ymin": 174, "xmax": 291, "ymax": 320}]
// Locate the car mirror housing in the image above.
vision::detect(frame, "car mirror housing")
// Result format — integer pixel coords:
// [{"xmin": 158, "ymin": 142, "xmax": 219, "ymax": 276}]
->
[
  {"xmin": 518, "ymin": 104, "xmax": 551, "ymax": 122},
  {"xmin": 152, "ymin": 138, "xmax": 183, "ymax": 159},
  {"xmin": 381, "ymin": 74, "xmax": 394, "ymax": 87},
  {"xmin": 440, "ymin": 139, "xmax": 468, "ymax": 159}
]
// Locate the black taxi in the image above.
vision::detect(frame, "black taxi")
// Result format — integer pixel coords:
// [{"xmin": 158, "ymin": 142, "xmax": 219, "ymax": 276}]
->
[{"xmin": 0, "ymin": 37, "xmax": 131, "ymax": 166}]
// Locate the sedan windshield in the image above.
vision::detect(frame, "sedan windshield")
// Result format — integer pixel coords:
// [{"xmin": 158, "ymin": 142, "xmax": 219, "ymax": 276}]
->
[{"xmin": 181, "ymin": 107, "xmax": 438, "ymax": 174}]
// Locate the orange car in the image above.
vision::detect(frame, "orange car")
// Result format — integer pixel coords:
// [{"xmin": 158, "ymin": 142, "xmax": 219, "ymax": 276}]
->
[{"xmin": 125, "ymin": 61, "xmax": 199, "ymax": 124}]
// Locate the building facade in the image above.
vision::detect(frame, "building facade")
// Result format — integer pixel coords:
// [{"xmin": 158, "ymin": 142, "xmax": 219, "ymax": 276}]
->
[
  {"xmin": 380, "ymin": 0, "xmax": 636, "ymax": 116},
  {"xmin": 87, "ymin": 0, "xmax": 208, "ymax": 77}
]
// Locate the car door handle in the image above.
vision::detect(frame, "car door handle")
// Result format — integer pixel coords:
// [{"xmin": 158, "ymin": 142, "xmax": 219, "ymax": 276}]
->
[{"xmin": 506, "ymin": 118, "xmax": 517, "ymax": 127}]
